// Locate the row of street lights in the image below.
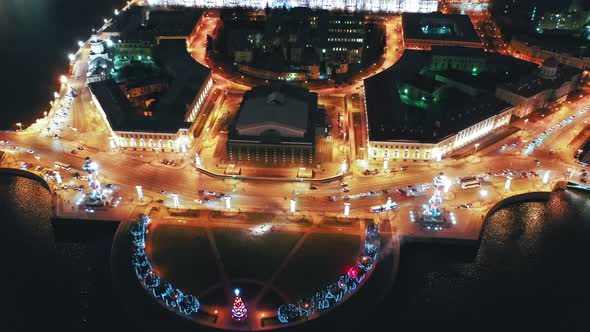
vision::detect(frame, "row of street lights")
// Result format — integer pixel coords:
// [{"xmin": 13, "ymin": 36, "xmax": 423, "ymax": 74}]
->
[{"xmin": 134, "ymin": 187, "xmax": 354, "ymax": 216}]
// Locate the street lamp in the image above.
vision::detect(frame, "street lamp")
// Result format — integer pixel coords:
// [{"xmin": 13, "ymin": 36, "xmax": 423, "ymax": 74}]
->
[
  {"xmin": 474, "ymin": 143, "xmax": 480, "ymax": 153},
  {"xmin": 479, "ymin": 189, "xmax": 488, "ymax": 197},
  {"xmin": 524, "ymin": 118, "xmax": 529, "ymax": 130},
  {"xmin": 15, "ymin": 123, "xmax": 22, "ymax": 131},
  {"xmin": 54, "ymin": 92, "xmax": 60, "ymax": 99},
  {"xmin": 290, "ymin": 199, "xmax": 296, "ymax": 214},
  {"xmin": 78, "ymin": 40, "xmax": 84, "ymax": 48},
  {"xmin": 542, "ymin": 171, "xmax": 550, "ymax": 185},
  {"xmin": 136, "ymin": 185, "xmax": 143, "ymax": 201},
  {"xmin": 68, "ymin": 53, "xmax": 75, "ymax": 62},
  {"xmin": 504, "ymin": 177, "xmax": 511, "ymax": 191},
  {"xmin": 225, "ymin": 196, "xmax": 232, "ymax": 210},
  {"xmin": 59, "ymin": 75, "xmax": 68, "ymax": 85},
  {"xmin": 195, "ymin": 153, "xmax": 201, "ymax": 167},
  {"xmin": 344, "ymin": 202, "xmax": 350, "ymax": 217},
  {"xmin": 340, "ymin": 159, "xmax": 347, "ymax": 174},
  {"xmin": 171, "ymin": 194, "xmax": 180, "ymax": 209}
]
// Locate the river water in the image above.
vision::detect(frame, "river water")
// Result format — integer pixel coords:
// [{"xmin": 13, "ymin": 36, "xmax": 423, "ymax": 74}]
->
[
  {"xmin": 2, "ymin": 175, "xmax": 589, "ymax": 330},
  {"xmin": 0, "ymin": 0, "xmax": 122, "ymax": 130}
]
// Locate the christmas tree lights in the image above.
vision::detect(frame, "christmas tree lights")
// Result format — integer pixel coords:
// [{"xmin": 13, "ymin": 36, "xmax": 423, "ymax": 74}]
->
[{"xmin": 231, "ymin": 288, "xmax": 248, "ymax": 321}]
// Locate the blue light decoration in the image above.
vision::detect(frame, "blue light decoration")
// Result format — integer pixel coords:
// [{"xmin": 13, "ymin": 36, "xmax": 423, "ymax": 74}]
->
[
  {"xmin": 277, "ymin": 304, "xmax": 300, "ymax": 323},
  {"xmin": 277, "ymin": 223, "xmax": 380, "ymax": 324},
  {"xmin": 130, "ymin": 214, "xmax": 200, "ymax": 316}
]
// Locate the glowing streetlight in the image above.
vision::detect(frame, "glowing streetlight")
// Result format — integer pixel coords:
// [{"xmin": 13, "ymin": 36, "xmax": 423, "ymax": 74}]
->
[
  {"xmin": 114, "ymin": 9, "xmax": 120, "ymax": 15},
  {"xmin": 15, "ymin": 123, "xmax": 22, "ymax": 131},
  {"xmin": 225, "ymin": 196, "xmax": 232, "ymax": 210},
  {"xmin": 135, "ymin": 185, "xmax": 143, "ymax": 201},
  {"xmin": 68, "ymin": 53, "xmax": 75, "ymax": 62},
  {"xmin": 289, "ymin": 199, "xmax": 296, "ymax": 214},
  {"xmin": 78, "ymin": 40, "xmax": 84, "ymax": 48},
  {"xmin": 504, "ymin": 177, "xmax": 511, "ymax": 191},
  {"xmin": 195, "ymin": 153, "xmax": 201, "ymax": 167},
  {"xmin": 43, "ymin": 111, "xmax": 48, "ymax": 117},
  {"xmin": 59, "ymin": 75, "xmax": 68, "ymax": 84},
  {"xmin": 171, "ymin": 194, "xmax": 180, "ymax": 209},
  {"xmin": 479, "ymin": 189, "xmax": 488, "ymax": 197},
  {"xmin": 54, "ymin": 92, "xmax": 60, "ymax": 99},
  {"xmin": 344, "ymin": 202, "xmax": 350, "ymax": 217},
  {"xmin": 106, "ymin": 39, "xmax": 114, "ymax": 47},
  {"xmin": 340, "ymin": 159, "xmax": 347, "ymax": 174},
  {"xmin": 542, "ymin": 171, "xmax": 550, "ymax": 185}
]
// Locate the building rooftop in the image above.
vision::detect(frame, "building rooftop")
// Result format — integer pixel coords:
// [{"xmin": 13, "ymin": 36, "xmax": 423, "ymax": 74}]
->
[
  {"xmin": 499, "ymin": 63, "xmax": 582, "ymax": 98},
  {"xmin": 402, "ymin": 12, "xmax": 481, "ymax": 44},
  {"xmin": 105, "ymin": 5, "xmax": 203, "ymax": 38},
  {"xmin": 515, "ymin": 32, "xmax": 590, "ymax": 58},
  {"xmin": 149, "ymin": 39, "xmax": 211, "ymax": 131},
  {"xmin": 88, "ymin": 79, "xmax": 137, "ymax": 131},
  {"xmin": 364, "ymin": 50, "xmax": 513, "ymax": 143},
  {"xmin": 404, "ymin": 75, "xmax": 444, "ymax": 94},
  {"xmin": 231, "ymin": 84, "xmax": 317, "ymax": 142},
  {"xmin": 91, "ymin": 40, "xmax": 210, "ymax": 133}
]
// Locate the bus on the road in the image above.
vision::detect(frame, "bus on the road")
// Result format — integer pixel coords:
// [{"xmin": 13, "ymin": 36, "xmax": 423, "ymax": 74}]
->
[
  {"xmin": 54, "ymin": 161, "xmax": 71, "ymax": 170},
  {"xmin": 460, "ymin": 176, "xmax": 480, "ymax": 189},
  {"xmin": 370, "ymin": 201, "xmax": 398, "ymax": 213}
]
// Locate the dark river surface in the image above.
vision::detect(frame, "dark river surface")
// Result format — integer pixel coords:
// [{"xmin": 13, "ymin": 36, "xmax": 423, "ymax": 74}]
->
[{"xmin": 2, "ymin": 174, "xmax": 589, "ymax": 331}]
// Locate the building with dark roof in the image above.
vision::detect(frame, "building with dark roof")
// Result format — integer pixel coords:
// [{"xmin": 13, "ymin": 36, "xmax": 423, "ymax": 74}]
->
[
  {"xmin": 89, "ymin": 40, "xmax": 213, "ymax": 153},
  {"xmin": 363, "ymin": 48, "xmax": 517, "ymax": 162},
  {"xmin": 509, "ymin": 32, "xmax": 590, "ymax": 70},
  {"xmin": 402, "ymin": 12, "xmax": 483, "ymax": 50},
  {"xmin": 496, "ymin": 58, "xmax": 582, "ymax": 117},
  {"xmin": 227, "ymin": 84, "xmax": 320, "ymax": 165}
]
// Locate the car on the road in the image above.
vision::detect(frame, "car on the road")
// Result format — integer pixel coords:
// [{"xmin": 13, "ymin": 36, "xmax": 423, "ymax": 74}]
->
[
  {"xmin": 327, "ymin": 196, "xmax": 337, "ymax": 201},
  {"xmin": 105, "ymin": 183, "xmax": 114, "ymax": 188},
  {"xmin": 27, "ymin": 150, "xmax": 35, "ymax": 154},
  {"xmin": 77, "ymin": 185, "xmax": 84, "ymax": 191},
  {"xmin": 342, "ymin": 195, "xmax": 350, "ymax": 201},
  {"xmin": 71, "ymin": 150, "xmax": 77, "ymax": 154},
  {"xmin": 534, "ymin": 159, "xmax": 541, "ymax": 165},
  {"xmin": 160, "ymin": 190, "xmax": 167, "ymax": 195},
  {"xmin": 34, "ymin": 166, "xmax": 44, "ymax": 171},
  {"xmin": 61, "ymin": 184, "xmax": 69, "ymax": 189},
  {"xmin": 77, "ymin": 146, "xmax": 84, "ymax": 150},
  {"xmin": 309, "ymin": 185, "xmax": 318, "ymax": 190},
  {"xmin": 340, "ymin": 182, "xmax": 348, "ymax": 187},
  {"xmin": 581, "ymin": 178, "xmax": 588, "ymax": 183},
  {"xmin": 156, "ymin": 199, "xmax": 165, "ymax": 204},
  {"xmin": 340, "ymin": 187, "xmax": 350, "ymax": 192},
  {"xmin": 194, "ymin": 199, "xmax": 203, "ymax": 204},
  {"xmin": 521, "ymin": 172, "xmax": 528, "ymax": 178}
]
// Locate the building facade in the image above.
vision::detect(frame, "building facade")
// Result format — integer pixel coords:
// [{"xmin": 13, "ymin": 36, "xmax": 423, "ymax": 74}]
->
[
  {"xmin": 227, "ymin": 84, "xmax": 319, "ymax": 165},
  {"xmin": 146, "ymin": 0, "xmax": 440, "ymax": 13},
  {"xmin": 510, "ymin": 38, "xmax": 590, "ymax": 70},
  {"xmin": 495, "ymin": 58, "xmax": 582, "ymax": 117},
  {"xmin": 367, "ymin": 106, "xmax": 512, "ymax": 161}
]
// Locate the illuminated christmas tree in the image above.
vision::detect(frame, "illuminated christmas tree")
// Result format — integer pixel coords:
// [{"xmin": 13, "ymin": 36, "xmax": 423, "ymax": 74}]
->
[{"xmin": 231, "ymin": 288, "xmax": 248, "ymax": 321}]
